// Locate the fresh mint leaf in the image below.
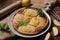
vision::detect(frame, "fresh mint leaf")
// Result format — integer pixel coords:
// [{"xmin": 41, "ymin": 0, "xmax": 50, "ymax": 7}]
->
[
  {"xmin": 37, "ymin": 8, "xmax": 43, "ymax": 16},
  {"xmin": 0, "ymin": 24, "xmax": 9, "ymax": 31},
  {"xmin": 2, "ymin": 24, "xmax": 9, "ymax": 30},
  {"xmin": 18, "ymin": 21, "xmax": 27, "ymax": 27}
]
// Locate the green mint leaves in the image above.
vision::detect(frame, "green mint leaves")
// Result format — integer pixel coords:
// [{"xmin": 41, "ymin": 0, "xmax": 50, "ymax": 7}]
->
[
  {"xmin": 37, "ymin": 8, "xmax": 43, "ymax": 16},
  {"xmin": 17, "ymin": 21, "xmax": 27, "ymax": 27}
]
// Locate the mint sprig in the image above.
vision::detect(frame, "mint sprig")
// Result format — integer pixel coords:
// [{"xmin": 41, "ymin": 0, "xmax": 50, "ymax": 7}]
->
[
  {"xmin": 0, "ymin": 23, "xmax": 9, "ymax": 31},
  {"xmin": 37, "ymin": 8, "xmax": 43, "ymax": 16},
  {"xmin": 17, "ymin": 21, "xmax": 27, "ymax": 27}
]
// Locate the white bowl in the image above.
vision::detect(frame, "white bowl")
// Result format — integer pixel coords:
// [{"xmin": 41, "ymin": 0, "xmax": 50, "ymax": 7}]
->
[{"xmin": 8, "ymin": 7, "xmax": 51, "ymax": 38}]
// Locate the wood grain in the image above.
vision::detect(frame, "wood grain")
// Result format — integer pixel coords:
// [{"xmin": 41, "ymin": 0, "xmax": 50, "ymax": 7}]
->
[{"xmin": 0, "ymin": 0, "xmax": 60, "ymax": 40}]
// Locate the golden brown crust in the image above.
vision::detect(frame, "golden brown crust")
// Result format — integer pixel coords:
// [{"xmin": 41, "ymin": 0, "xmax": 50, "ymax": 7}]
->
[{"xmin": 12, "ymin": 7, "xmax": 48, "ymax": 34}]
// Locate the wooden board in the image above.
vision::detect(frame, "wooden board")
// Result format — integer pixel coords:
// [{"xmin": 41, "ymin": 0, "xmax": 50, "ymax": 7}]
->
[{"xmin": 0, "ymin": 0, "xmax": 60, "ymax": 40}]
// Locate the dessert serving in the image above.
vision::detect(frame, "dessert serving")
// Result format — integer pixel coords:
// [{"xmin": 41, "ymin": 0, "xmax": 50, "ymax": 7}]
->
[
  {"xmin": 12, "ymin": 7, "xmax": 48, "ymax": 35},
  {"xmin": 8, "ymin": 7, "xmax": 51, "ymax": 38}
]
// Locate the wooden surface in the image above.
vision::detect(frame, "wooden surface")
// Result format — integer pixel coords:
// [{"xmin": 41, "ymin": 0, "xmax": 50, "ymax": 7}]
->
[
  {"xmin": 0, "ymin": 0, "xmax": 18, "ymax": 10},
  {"xmin": 0, "ymin": 0, "xmax": 60, "ymax": 40}
]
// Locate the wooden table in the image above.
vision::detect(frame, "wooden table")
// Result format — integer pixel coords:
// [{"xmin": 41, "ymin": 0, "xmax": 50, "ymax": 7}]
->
[{"xmin": 0, "ymin": 0, "xmax": 60, "ymax": 40}]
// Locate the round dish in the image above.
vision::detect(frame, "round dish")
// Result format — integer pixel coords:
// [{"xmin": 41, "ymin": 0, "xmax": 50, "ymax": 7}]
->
[{"xmin": 8, "ymin": 7, "xmax": 51, "ymax": 38}]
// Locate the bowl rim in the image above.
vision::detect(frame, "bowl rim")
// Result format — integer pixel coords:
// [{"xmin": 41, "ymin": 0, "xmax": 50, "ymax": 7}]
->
[{"xmin": 8, "ymin": 7, "xmax": 51, "ymax": 38}]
